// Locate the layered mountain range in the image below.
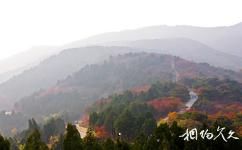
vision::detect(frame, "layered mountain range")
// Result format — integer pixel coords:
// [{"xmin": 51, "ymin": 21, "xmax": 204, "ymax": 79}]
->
[
  {"xmin": 1, "ymin": 23, "xmax": 242, "ymax": 85},
  {"xmin": 15, "ymin": 52, "xmax": 242, "ymax": 119},
  {"xmin": 0, "ymin": 23, "xmax": 242, "ymax": 137}
]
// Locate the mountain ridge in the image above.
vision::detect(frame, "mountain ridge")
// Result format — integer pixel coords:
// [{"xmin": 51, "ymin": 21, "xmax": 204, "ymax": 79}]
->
[
  {"xmin": 102, "ymin": 38, "xmax": 242, "ymax": 71},
  {"xmin": 15, "ymin": 52, "xmax": 242, "ymax": 119},
  {"xmin": 66, "ymin": 22, "xmax": 242, "ymax": 57}
]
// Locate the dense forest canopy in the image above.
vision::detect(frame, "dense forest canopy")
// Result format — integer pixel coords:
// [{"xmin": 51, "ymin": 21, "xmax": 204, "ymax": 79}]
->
[{"xmin": 1, "ymin": 79, "xmax": 241, "ymax": 149}]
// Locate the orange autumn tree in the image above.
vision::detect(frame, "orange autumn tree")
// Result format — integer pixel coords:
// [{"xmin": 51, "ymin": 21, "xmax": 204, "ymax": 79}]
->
[
  {"xmin": 94, "ymin": 126, "xmax": 109, "ymax": 138},
  {"xmin": 167, "ymin": 112, "xmax": 178, "ymax": 125}
]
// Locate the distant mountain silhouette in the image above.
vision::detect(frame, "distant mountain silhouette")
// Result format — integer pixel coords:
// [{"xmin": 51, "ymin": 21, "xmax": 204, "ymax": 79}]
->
[
  {"xmin": 67, "ymin": 23, "xmax": 242, "ymax": 58},
  {"xmin": 0, "ymin": 46, "xmax": 59, "ymax": 83},
  {"xmin": 1, "ymin": 23, "xmax": 242, "ymax": 110},
  {"xmin": 1, "ymin": 23, "xmax": 242, "ymax": 85},
  {"xmin": 102, "ymin": 38, "xmax": 242, "ymax": 71}
]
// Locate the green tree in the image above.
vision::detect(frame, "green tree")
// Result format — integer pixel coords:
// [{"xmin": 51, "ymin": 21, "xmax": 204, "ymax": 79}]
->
[
  {"xmin": 28, "ymin": 119, "xmax": 39, "ymax": 130},
  {"xmin": 63, "ymin": 124, "xmax": 83, "ymax": 150},
  {"xmin": 0, "ymin": 134, "xmax": 10, "ymax": 150},
  {"xmin": 83, "ymin": 128, "xmax": 102, "ymax": 150},
  {"xmin": 141, "ymin": 117, "xmax": 157, "ymax": 136},
  {"xmin": 43, "ymin": 118, "xmax": 65, "ymax": 142},
  {"xmin": 19, "ymin": 118, "xmax": 40, "ymax": 144},
  {"xmin": 89, "ymin": 112, "xmax": 99, "ymax": 127},
  {"xmin": 155, "ymin": 123, "xmax": 172, "ymax": 150},
  {"xmin": 103, "ymin": 138, "xmax": 115, "ymax": 150},
  {"xmin": 132, "ymin": 133, "xmax": 146, "ymax": 150},
  {"xmin": 116, "ymin": 139, "xmax": 130, "ymax": 150},
  {"xmin": 114, "ymin": 110, "xmax": 136, "ymax": 139},
  {"xmin": 24, "ymin": 129, "xmax": 48, "ymax": 150},
  {"xmin": 170, "ymin": 121, "xmax": 185, "ymax": 150}
]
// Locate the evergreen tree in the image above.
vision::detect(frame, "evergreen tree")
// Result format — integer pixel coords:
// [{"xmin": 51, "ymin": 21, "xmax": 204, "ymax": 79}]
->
[
  {"xmin": 20, "ymin": 118, "xmax": 40, "ymax": 144},
  {"xmin": 83, "ymin": 128, "xmax": 102, "ymax": 150},
  {"xmin": 114, "ymin": 110, "xmax": 136, "ymax": 139},
  {"xmin": 116, "ymin": 139, "xmax": 130, "ymax": 150},
  {"xmin": 141, "ymin": 117, "xmax": 157, "ymax": 136},
  {"xmin": 24, "ymin": 129, "xmax": 48, "ymax": 150},
  {"xmin": 103, "ymin": 138, "xmax": 115, "ymax": 150},
  {"xmin": 154, "ymin": 123, "xmax": 172, "ymax": 150},
  {"xmin": 132, "ymin": 133, "xmax": 146, "ymax": 150},
  {"xmin": 170, "ymin": 121, "xmax": 185, "ymax": 150},
  {"xmin": 0, "ymin": 134, "xmax": 10, "ymax": 150},
  {"xmin": 43, "ymin": 118, "xmax": 65, "ymax": 142},
  {"xmin": 63, "ymin": 124, "xmax": 83, "ymax": 150},
  {"xmin": 28, "ymin": 119, "xmax": 39, "ymax": 130},
  {"xmin": 89, "ymin": 112, "xmax": 99, "ymax": 127}
]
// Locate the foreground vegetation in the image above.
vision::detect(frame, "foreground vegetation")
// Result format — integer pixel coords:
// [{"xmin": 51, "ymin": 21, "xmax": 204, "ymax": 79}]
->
[
  {"xmin": 0, "ymin": 78, "xmax": 241, "ymax": 149},
  {"xmin": 0, "ymin": 120, "xmax": 241, "ymax": 150}
]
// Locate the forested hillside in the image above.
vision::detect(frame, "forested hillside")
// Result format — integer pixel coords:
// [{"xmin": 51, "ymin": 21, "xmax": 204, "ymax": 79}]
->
[
  {"xmin": 1, "ymin": 79, "xmax": 241, "ymax": 150},
  {"xmin": 16, "ymin": 53, "xmax": 242, "ymax": 120},
  {"xmin": 0, "ymin": 46, "xmax": 135, "ymax": 109},
  {"xmin": 88, "ymin": 78, "xmax": 242, "ymax": 137}
]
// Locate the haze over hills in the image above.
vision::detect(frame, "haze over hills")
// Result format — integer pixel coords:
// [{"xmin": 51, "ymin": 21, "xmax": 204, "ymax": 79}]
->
[
  {"xmin": 0, "ymin": 23, "xmax": 241, "ymax": 106},
  {"xmin": 15, "ymin": 52, "xmax": 242, "ymax": 120},
  {"xmin": 1, "ymin": 41, "xmax": 242, "ymax": 111},
  {"xmin": 0, "ymin": 0, "xmax": 242, "ymax": 147},
  {"xmin": 0, "ymin": 23, "xmax": 241, "ymax": 111},
  {"xmin": 102, "ymin": 38, "xmax": 242, "ymax": 71},
  {"xmin": 1, "ymin": 23, "xmax": 242, "ymax": 86},
  {"xmin": 0, "ymin": 46, "xmax": 60, "ymax": 83},
  {"xmin": 67, "ymin": 22, "xmax": 242, "ymax": 57},
  {"xmin": 0, "ymin": 46, "xmax": 140, "ymax": 110}
]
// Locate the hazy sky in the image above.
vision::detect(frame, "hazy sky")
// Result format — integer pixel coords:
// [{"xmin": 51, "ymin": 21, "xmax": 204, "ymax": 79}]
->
[{"xmin": 0, "ymin": 0, "xmax": 242, "ymax": 60}]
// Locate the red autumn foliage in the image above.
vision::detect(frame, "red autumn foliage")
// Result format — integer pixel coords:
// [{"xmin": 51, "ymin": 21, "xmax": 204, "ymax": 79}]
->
[
  {"xmin": 147, "ymin": 97, "xmax": 184, "ymax": 117},
  {"xmin": 207, "ymin": 102, "xmax": 242, "ymax": 119},
  {"xmin": 175, "ymin": 59, "xmax": 201, "ymax": 79},
  {"xmin": 95, "ymin": 126, "xmax": 109, "ymax": 138},
  {"xmin": 236, "ymin": 126, "xmax": 242, "ymax": 136}
]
